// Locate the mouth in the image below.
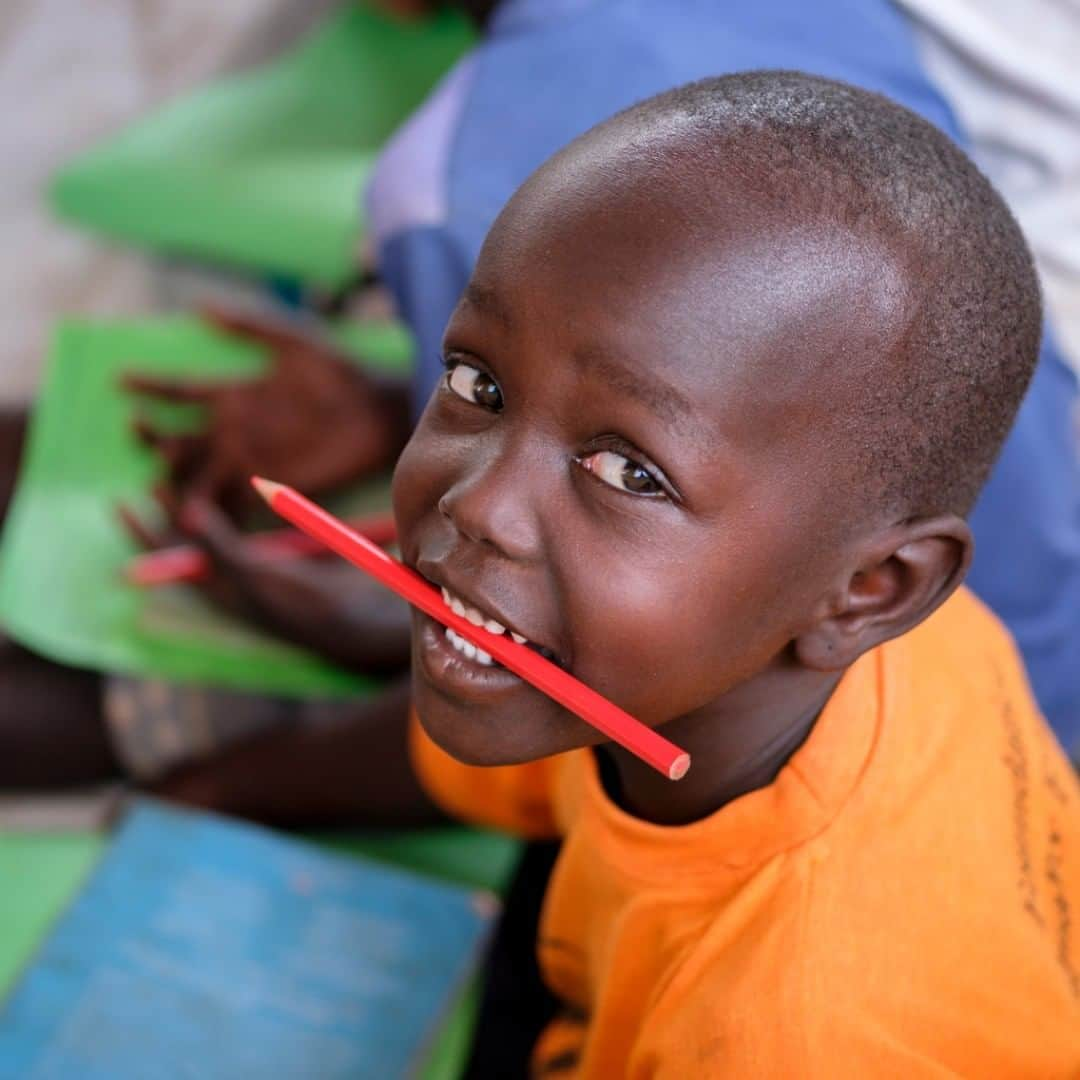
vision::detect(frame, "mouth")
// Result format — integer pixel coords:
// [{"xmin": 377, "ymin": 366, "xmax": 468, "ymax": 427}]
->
[
  {"xmin": 435, "ymin": 585, "xmax": 561, "ymax": 669},
  {"xmin": 412, "ymin": 574, "xmax": 567, "ymax": 704}
]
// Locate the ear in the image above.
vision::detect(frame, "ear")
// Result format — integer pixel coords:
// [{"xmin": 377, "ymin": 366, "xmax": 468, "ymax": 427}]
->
[{"xmin": 794, "ymin": 515, "xmax": 973, "ymax": 671}]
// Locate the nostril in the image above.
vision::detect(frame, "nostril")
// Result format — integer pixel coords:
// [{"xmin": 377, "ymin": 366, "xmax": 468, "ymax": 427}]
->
[{"xmin": 437, "ymin": 487, "xmax": 497, "ymax": 549}]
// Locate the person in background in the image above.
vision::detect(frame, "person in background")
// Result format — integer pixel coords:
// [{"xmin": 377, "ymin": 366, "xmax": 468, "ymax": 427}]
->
[{"xmin": 0, "ymin": 0, "xmax": 419, "ymax": 792}]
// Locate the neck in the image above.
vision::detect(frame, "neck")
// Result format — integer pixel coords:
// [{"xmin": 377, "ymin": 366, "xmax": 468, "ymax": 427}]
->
[{"xmin": 602, "ymin": 665, "xmax": 844, "ymax": 826}]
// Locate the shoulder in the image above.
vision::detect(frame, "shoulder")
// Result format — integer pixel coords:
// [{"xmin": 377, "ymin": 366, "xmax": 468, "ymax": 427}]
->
[{"xmin": 366, "ymin": 55, "xmax": 479, "ymax": 253}]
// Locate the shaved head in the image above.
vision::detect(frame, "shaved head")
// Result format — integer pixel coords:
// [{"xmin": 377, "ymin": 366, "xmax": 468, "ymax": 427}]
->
[
  {"xmin": 507, "ymin": 71, "xmax": 1042, "ymax": 519},
  {"xmin": 397, "ymin": 72, "xmax": 1026, "ymax": 792}
]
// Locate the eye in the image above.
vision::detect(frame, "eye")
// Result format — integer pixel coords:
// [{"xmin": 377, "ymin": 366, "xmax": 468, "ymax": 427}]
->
[
  {"xmin": 445, "ymin": 361, "xmax": 503, "ymax": 411},
  {"xmin": 579, "ymin": 450, "xmax": 664, "ymax": 496}
]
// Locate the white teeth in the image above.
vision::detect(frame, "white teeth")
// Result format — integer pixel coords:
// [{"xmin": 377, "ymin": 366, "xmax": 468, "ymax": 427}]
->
[
  {"xmin": 443, "ymin": 626, "xmax": 491, "ymax": 665},
  {"xmin": 440, "ymin": 588, "xmax": 530, "ymax": 648}
]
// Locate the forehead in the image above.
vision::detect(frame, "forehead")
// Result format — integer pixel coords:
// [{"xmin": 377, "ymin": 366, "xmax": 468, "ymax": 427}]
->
[{"xmin": 460, "ymin": 162, "xmax": 910, "ymax": 438}]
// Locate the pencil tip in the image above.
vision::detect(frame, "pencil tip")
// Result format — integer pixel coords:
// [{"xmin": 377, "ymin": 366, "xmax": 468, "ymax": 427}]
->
[{"xmin": 250, "ymin": 476, "xmax": 284, "ymax": 503}]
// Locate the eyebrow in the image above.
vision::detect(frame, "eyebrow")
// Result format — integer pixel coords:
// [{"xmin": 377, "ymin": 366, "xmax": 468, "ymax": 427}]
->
[
  {"xmin": 572, "ymin": 343, "xmax": 694, "ymax": 428},
  {"xmin": 460, "ymin": 282, "xmax": 695, "ymax": 429},
  {"xmin": 460, "ymin": 281, "xmax": 513, "ymax": 328}
]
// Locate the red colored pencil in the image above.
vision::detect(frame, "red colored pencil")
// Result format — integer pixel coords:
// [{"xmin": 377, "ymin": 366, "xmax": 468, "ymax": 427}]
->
[
  {"xmin": 251, "ymin": 476, "xmax": 690, "ymax": 781},
  {"xmin": 125, "ymin": 511, "xmax": 398, "ymax": 587}
]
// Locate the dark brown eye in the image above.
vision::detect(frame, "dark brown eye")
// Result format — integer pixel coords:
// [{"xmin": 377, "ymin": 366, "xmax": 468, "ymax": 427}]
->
[
  {"xmin": 580, "ymin": 451, "xmax": 664, "ymax": 497},
  {"xmin": 621, "ymin": 461, "xmax": 660, "ymax": 494},
  {"xmin": 447, "ymin": 362, "xmax": 503, "ymax": 411}
]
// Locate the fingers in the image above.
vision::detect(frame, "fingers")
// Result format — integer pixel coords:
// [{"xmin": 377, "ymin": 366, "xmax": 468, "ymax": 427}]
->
[
  {"xmin": 132, "ymin": 419, "xmax": 222, "ymax": 508},
  {"xmin": 132, "ymin": 418, "xmax": 204, "ymax": 471},
  {"xmin": 131, "ymin": 415, "xmax": 247, "ymax": 517},
  {"xmin": 181, "ymin": 497, "xmax": 252, "ymax": 570},
  {"xmin": 180, "ymin": 498, "xmax": 295, "ymax": 621},
  {"xmin": 120, "ymin": 371, "xmax": 222, "ymax": 403},
  {"xmin": 199, "ymin": 304, "xmax": 317, "ymax": 353},
  {"xmin": 116, "ymin": 502, "xmax": 169, "ymax": 552}
]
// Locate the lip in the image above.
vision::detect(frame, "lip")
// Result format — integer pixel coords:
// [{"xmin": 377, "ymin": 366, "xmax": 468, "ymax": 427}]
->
[
  {"xmin": 412, "ymin": 556, "xmax": 563, "ymax": 662},
  {"xmin": 415, "ymin": 610, "xmax": 532, "ymax": 704}
]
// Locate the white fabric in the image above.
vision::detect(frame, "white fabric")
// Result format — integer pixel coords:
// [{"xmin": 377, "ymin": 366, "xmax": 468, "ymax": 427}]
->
[
  {"xmin": 895, "ymin": 0, "xmax": 1080, "ymax": 372},
  {"xmin": 0, "ymin": 0, "xmax": 337, "ymax": 406}
]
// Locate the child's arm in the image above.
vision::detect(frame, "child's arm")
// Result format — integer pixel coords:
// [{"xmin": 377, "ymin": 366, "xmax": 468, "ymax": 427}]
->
[
  {"xmin": 120, "ymin": 498, "xmax": 413, "ymax": 674},
  {"xmin": 192, "ymin": 502, "xmax": 413, "ymax": 674},
  {"xmin": 148, "ymin": 675, "xmax": 444, "ymax": 828}
]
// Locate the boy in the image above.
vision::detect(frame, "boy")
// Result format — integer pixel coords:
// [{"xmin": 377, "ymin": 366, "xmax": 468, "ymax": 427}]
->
[
  {"xmin": 129, "ymin": 0, "xmax": 1080, "ymax": 759},
  {"xmin": 386, "ymin": 72, "xmax": 1080, "ymax": 1073}
]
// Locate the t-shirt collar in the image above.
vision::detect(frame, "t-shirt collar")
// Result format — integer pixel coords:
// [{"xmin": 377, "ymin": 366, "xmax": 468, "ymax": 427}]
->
[{"xmin": 570, "ymin": 645, "xmax": 889, "ymax": 881}]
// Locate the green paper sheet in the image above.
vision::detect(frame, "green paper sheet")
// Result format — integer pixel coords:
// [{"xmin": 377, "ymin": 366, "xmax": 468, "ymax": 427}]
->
[
  {"xmin": 0, "ymin": 833, "xmax": 105, "ymax": 993},
  {"xmin": 0, "ymin": 316, "xmax": 410, "ymax": 696},
  {"xmin": 50, "ymin": 3, "xmax": 474, "ymax": 288}
]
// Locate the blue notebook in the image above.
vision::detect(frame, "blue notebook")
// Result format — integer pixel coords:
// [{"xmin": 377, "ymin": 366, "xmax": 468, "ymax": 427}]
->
[{"xmin": 0, "ymin": 802, "xmax": 496, "ymax": 1078}]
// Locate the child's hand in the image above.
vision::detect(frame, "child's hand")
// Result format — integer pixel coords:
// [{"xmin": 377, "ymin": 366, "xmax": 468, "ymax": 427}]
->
[
  {"xmin": 145, "ymin": 675, "xmax": 441, "ymax": 828},
  {"xmin": 122, "ymin": 306, "xmax": 412, "ymax": 520},
  {"xmin": 117, "ymin": 498, "xmax": 412, "ymax": 674}
]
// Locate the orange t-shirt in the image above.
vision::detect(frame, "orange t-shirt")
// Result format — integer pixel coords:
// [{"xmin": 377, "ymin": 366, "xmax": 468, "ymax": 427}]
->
[{"xmin": 411, "ymin": 587, "xmax": 1080, "ymax": 1076}]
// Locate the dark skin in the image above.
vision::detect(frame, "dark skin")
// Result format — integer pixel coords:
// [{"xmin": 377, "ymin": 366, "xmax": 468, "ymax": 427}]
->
[
  {"xmin": 121, "ymin": 0, "xmax": 500, "ymax": 517},
  {"xmin": 119, "ymin": 498, "xmax": 412, "ymax": 674},
  {"xmin": 0, "ymin": 349, "xmax": 414, "ymax": 796},
  {"xmin": 121, "ymin": 0, "xmax": 505, "ymax": 515},
  {"xmin": 116, "ymin": 305, "xmax": 416, "ymax": 681},
  {"xmin": 125, "ymin": 307, "xmax": 411, "ymax": 521},
  {"xmin": 150, "ymin": 675, "xmax": 445, "ymax": 828},
  {"xmin": 1, "ymin": 140, "xmax": 968, "ymax": 830},
  {"xmin": 109, "ymin": 0, "xmax": 504, "ymax": 660},
  {"xmin": 391, "ymin": 138, "xmax": 973, "ymax": 826},
  {"xmin": 144, "ymin": 137, "xmax": 973, "ymax": 827},
  {"xmin": 0, "ymin": 407, "xmax": 119, "ymax": 787},
  {"xmin": 0, "ymin": 405, "xmax": 26, "ymax": 522},
  {"xmin": 0, "ymin": 0, "xmax": 495, "ymax": 801}
]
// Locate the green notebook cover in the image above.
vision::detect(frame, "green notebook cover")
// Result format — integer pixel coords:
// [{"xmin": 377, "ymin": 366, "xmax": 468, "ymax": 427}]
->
[
  {"xmin": 0, "ymin": 316, "xmax": 410, "ymax": 696},
  {"xmin": 50, "ymin": 3, "xmax": 474, "ymax": 288}
]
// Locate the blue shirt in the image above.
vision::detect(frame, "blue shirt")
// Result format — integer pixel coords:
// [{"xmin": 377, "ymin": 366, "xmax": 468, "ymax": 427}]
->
[{"xmin": 368, "ymin": 0, "xmax": 1080, "ymax": 749}]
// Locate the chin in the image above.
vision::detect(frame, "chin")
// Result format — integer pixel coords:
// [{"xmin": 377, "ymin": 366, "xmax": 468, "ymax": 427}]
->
[
  {"xmin": 414, "ymin": 701, "xmax": 524, "ymax": 767},
  {"xmin": 411, "ymin": 679, "xmax": 590, "ymax": 768}
]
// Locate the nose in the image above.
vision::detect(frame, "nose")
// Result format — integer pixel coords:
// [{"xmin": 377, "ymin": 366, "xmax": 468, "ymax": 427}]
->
[{"xmin": 437, "ymin": 440, "xmax": 542, "ymax": 562}]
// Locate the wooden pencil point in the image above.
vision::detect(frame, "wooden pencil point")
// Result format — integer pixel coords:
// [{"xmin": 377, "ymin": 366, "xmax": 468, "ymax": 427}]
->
[{"xmin": 251, "ymin": 476, "xmax": 284, "ymax": 503}]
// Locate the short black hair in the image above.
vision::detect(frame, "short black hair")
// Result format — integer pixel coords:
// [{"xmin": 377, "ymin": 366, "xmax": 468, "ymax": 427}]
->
[{"xmin": 598, "ymin": 71, "xmax": 1042, "ymax": 516}]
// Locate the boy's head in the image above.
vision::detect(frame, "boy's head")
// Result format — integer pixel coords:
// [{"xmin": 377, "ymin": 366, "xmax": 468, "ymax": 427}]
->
[{"xmin": 393, "ymin": 71, "xmax": 1041, "ymax": 786}]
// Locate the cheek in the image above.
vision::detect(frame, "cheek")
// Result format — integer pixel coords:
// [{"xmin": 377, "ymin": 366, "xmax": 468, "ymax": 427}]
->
[
  {"xmin": 391, "ymin": 425, "xmax": 450, "ymax": 546},
  {"xmin": 562, "ymin": 524, "xmax": 798, "ymax": 722}
]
